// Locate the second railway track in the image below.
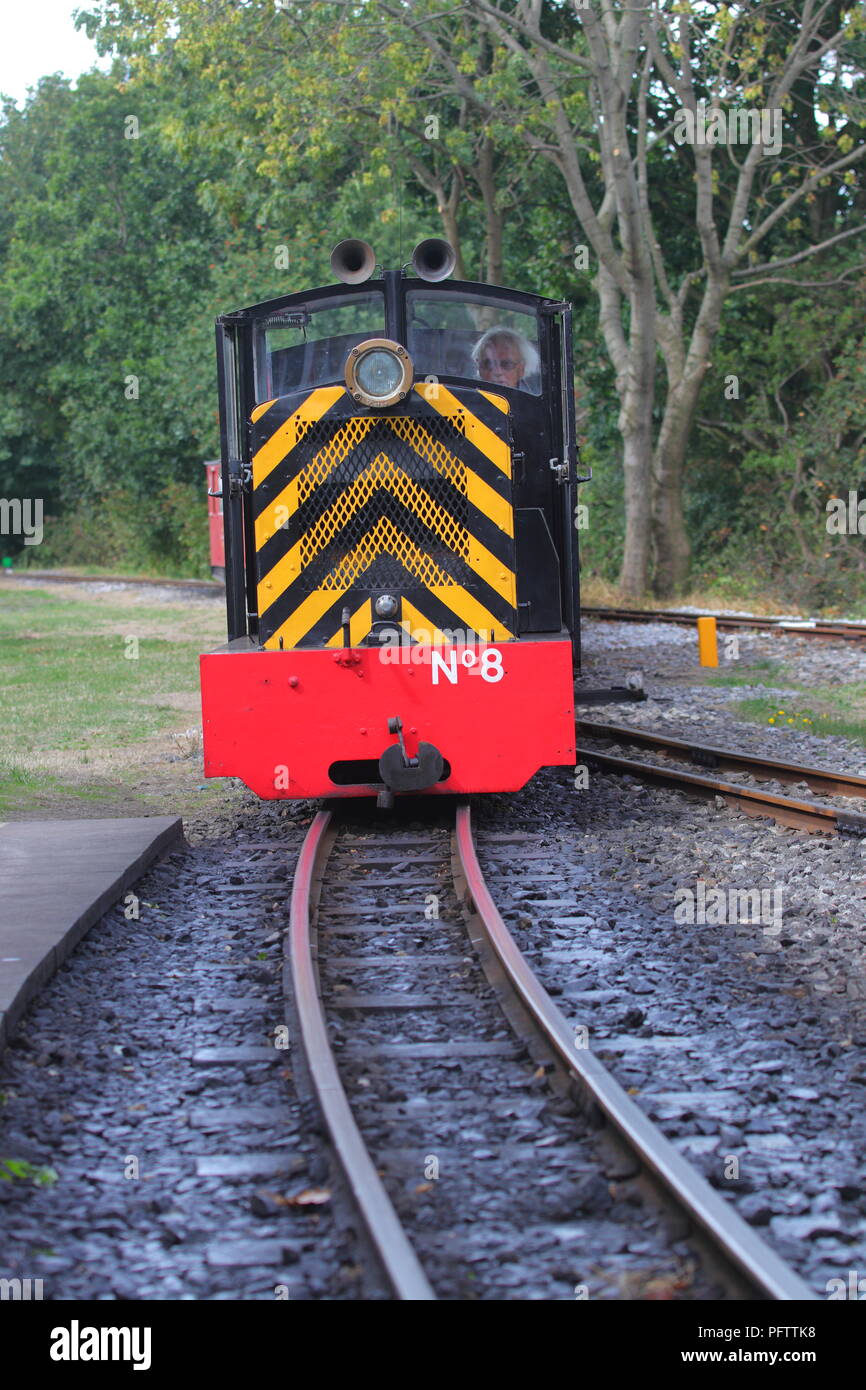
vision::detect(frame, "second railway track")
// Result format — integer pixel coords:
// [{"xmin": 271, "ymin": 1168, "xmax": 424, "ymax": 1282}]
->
[
  {"xmin": 581, "ymin": 605, "xmax": 866, "ymax": 644},
  {"xmin": 287, "ymin": 802, "xmax": 813, "ymax": 1300},
  {"xmin": 574, "ymin": 719, "xmax": 866, "ymax": 836}
]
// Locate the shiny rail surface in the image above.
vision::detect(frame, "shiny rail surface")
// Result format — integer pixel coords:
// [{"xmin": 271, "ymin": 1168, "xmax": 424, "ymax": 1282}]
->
[
  {"xmin": 576, "ymin": 719, "xmax": 866, "ymax": 801},
  {"xmin": 453, "ymin": 803, "xmax": 814, "ymax": 1300},
  {"xmin": 574, "ymin": 744, "xmax": 866, "ymax": 836},
  {"xmin": 581, "ymin": 604, "xmax": 866, "ymax": 642},
  {"xmin": 288, "ymin": 809, "xmax": 435, "ymax": 1300},
  {"xmin": 289, "ymin": 804, "xmax": 815, "ymax": 1299}
]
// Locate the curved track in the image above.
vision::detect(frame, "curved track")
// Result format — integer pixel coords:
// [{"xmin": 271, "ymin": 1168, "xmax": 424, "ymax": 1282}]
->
[
  {"xmin": 288, "ymin": 802, "xmax": 814, "ymax": 1300},
  {"xmin": 288, "ymin": 811, "xmax": 435, "ymax": 1299}
]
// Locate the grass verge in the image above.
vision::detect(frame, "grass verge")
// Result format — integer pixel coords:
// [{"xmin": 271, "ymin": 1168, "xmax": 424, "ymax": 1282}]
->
[
  {"xmin": 0, "ymin": 583, "xmax": 229, "ymax": 824},
  {"xmin": 705, "ymin": 659, "xmax": 790, "ymax": 688},
  {"xmin": 730, "ymin": 685, "xmax": 866, "ymax": 748}
]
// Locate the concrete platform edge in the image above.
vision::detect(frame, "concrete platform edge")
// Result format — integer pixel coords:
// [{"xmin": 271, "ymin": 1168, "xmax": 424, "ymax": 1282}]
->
[{"xmin": 0, "ymin": 817, "xmax": 186, "ymax": 1055}]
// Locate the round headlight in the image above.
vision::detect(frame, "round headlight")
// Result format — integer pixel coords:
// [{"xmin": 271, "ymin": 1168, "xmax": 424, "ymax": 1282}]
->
[
  {"xmin": 356, "ymin": 349, "xmax": 402, "ymax": 398},
  {"xmin": 345, "ymin": 338, "xmax": 413, "ymax": 408}
]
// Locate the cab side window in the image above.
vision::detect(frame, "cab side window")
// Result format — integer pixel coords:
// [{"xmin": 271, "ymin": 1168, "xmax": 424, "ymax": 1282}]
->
[{"xmin": 406, "ymin": 291, "xmax": 541, "ymax": 395}]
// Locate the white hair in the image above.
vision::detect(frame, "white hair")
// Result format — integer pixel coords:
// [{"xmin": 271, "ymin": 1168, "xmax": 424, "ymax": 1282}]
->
[{"xmin": 471, "ymin": 326, "xmax": 540, "ymax": 379}]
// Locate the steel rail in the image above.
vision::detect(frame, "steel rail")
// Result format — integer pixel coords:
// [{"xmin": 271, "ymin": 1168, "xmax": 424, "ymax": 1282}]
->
[
  {"xmin": 5, "ymin": 569, "xmax": 222, "ymax": 592},
  {"xmin": 288, "ymin": 809, "xmax": 435, "ymax": 1301},
  {"xmin": 576, "ymin": 719, "xmax": 866, "ymax": 800},
  {"xmin": 574, "ymin": 744, "xmax": 866, "ymax": 836},
  {"xmin": 580, "ymin": 604, "xmax": 866, "ymax": 642},
  {"xmin": 453, "ymin": 802, "xmax": 814, "ymax": 1300}
]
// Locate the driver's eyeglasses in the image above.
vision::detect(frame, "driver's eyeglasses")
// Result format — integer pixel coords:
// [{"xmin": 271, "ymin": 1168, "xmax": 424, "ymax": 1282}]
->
[{"xmin": 480, "ymin": 357, "xmax": 521, "ymax": 371}]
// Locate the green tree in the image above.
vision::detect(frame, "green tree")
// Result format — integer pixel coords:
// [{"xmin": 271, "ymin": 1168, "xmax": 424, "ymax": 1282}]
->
[
  {"xmin": 430, "ymin": 0, "xmax": 866, "ymax": 594},
  {"xmin": 0, "ymin": 71, "xmax": 221, "ymax": 515}
]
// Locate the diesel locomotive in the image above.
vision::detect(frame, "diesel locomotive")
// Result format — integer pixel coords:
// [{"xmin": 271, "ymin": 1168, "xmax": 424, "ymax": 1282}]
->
[{"xmin": 199, "ymin": 238, "xmax": 582, "ymax": 803}]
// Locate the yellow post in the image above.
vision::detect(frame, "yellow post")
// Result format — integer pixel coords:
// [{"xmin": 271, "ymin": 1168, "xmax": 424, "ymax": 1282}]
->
[{"xmin": 697, "ymin": 616, "xmax": 718, "ymax": 667}]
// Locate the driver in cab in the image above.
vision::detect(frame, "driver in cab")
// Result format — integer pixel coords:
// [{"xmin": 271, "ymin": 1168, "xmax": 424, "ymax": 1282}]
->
[{"xmin": 471, "ymin": 327, "xmax": 539, "ymax": 392}]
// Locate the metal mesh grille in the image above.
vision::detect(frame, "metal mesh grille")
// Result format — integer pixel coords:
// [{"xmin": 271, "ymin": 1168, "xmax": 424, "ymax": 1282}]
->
[{"xmin": 295, "ymin": 415, "xmax": 470, "ymax": 589}]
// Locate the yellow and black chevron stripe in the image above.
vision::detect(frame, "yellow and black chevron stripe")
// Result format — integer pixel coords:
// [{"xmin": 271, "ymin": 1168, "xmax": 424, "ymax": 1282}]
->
[{"xmin": 250, "ymin": 381, "xmax": 517, "ymax": 650}]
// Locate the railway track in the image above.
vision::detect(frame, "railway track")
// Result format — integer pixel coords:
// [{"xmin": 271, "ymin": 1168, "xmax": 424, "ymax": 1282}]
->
[
  {"xmin": 574, "ymin": 719, "xmax": 866, "ymax": 836},
  {"xmin": 12, "ymin": 576, "xmax": 862, "ymax": 641},
  {"xmin": 581, "ymin": 605, "xmax": 866, "ymax": 644},
  {"xmin": 13, "ymin": 574, "xmax": 863, "ymax": 643},
  {"xmin": 287, "ymin": 803, "xmax": 813, "ymax": 1300},
  {"xmin": 4, "ymin": 569, "xmax": 222, "ymax": 593}
]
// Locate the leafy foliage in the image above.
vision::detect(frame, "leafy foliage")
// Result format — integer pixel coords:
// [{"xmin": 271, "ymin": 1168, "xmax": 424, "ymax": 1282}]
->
[
  {"xmin": 0, "ymin": 70, "xmax": 223, "ymax": 556},
  {"xmin": 0, "ymin": 1, "xmax": 863, "ymax": 607},
  {"xmin": 689, "ymin": 254, "xmax": 866, "ymax": 605},
  {"xmin": 0, "ymin": 1157, "xmax": 58, "ymax": 1185}
]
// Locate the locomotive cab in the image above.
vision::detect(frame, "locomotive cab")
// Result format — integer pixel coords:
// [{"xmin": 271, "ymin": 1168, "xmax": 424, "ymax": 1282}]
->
[{"xmin": 200, "ymin": 239, "xmax": 581, "ymax": 800}]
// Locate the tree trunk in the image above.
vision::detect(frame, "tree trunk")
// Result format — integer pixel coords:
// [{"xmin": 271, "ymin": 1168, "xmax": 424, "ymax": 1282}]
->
[
  {"xmin": 474, "ymin": 138, "xmax": 503, "ymax": 285},
  {"xmin": 620, "ymin": 423, "xmax": 653, "ymax": 597},
  {"xmin": 436, "ymin": 179, "xmax": 469, "ymax": 280},
  {"xmin": 651, "ymin": 277, "xmax": 729, "ymax": 595},
  {"xmin": 650, "ymin": 398, "xmax": 693, "ymax": 596},
  {"xmin": 596, "ymin": 261, "xmax": 656, "ymax": 598}
]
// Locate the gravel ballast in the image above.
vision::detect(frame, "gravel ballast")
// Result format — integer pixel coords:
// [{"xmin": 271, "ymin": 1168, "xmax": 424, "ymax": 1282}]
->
[{"xmin": 3, "ymin": 616, "xmax": 866, "ymax": 1300}]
